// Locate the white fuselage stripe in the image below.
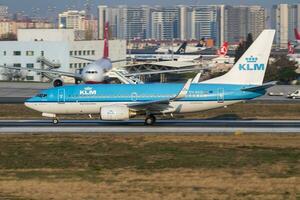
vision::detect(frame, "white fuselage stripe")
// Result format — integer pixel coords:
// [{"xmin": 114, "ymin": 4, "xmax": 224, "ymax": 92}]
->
[{"xmin": 25, "ymin": 100, "xmax": 242, "ymax": 115}]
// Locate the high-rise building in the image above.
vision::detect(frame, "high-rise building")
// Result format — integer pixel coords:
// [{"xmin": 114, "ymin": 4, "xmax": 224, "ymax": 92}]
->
[
  {"xmin": 98, "ymin": 5, "xmax": 108, "ymax": 39},
  {"xmin": 151, "ymin": 7, "xmax": 179, "ymax": 40},
  {"xmin": 191, "ymin": 6, "xmax": 219, "ymax": 43},
  {"xmin": 178, "ymin": 5, "xmax": 189, "ymax": 40},
  {"xmin": 218, "ymin": 5, "xmax": 225, "ymax": 47},
  {"xmin": 0, "ymin": 5, "xmax": 8, "ymax": 20},
  {"xmin": 58, "ymin": 10, "xmax": 86, "ymax": 30},
  {"xmin": 288, "ymin": 4, "xmax": 300, "ymax": 41},
  {"xmin": 248, "ymin": 6, "xmax": 266, "ymax": 40},
  {"xmin": 224, "ymin": 6, "xmax": 265, "ymax": 43},
  {"xmin": 271, "ymin": 4, "xmax": 289, "ymax": 47},
  {"xmin": 271, "ymin": 4, "xmax": 300, "ymax": 47},
  {"xmin": 98, "ymin": 5, "xmax": 151, "ymax": 40},
  {"xmin": 125, "ymin": 6, "xmax": 151, "ymax": 40}
]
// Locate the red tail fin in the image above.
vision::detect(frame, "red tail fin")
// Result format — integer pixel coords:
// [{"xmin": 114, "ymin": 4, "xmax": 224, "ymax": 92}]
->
[
  {"xmin": 217, "ymin": 42, "xmax": 228, "ymax": 57},
  {"xmin": 103, "ymin": 22, "xmax": 109, "ymax": 58},
  {"xmin": 295, "ymin": 28, "xmax": 300, "ymax": 40},
  {"xmin": 288, "ymin": 42, "xmax": 295, "ymax": 54}
]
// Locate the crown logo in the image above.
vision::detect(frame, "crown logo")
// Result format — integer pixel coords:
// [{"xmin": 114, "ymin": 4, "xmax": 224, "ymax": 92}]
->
[
  {"xmin": 245, "ymin": 56, "xmax": 258, "ymax": 63},
  {"xmin": 84, "ymin": 87, "xmax": 93, "ymax": 91}
]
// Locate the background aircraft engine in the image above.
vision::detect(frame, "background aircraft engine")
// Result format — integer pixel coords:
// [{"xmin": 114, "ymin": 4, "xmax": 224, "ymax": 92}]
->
[
  {"xmin": 100, "ymin": 106, "xmax": 136, "ymax": 121},
  {"xmin": 52, "ymin": 78, "xmax": 64, "ymax": 87}
]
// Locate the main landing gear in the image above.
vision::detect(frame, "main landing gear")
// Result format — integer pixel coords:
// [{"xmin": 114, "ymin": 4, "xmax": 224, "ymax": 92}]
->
[{"xmin": 145, "ymin": 115, "xmax": 156, "ymax": 126}]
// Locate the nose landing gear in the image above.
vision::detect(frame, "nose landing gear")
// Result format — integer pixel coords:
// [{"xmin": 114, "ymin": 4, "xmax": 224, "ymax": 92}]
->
[{"xmin": 145, "ymin": 115, "xmax": 156, "ymax": 126}]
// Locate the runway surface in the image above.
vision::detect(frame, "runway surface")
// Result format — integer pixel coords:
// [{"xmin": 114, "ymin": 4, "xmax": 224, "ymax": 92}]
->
[{"xmin": 0, "ymin": 119, "xmax": 299, "ymax": 133}]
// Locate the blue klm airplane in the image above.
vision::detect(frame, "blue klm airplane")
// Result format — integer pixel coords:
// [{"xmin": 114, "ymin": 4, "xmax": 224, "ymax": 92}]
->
[{"xmin": 25, "ymin": 30, "xmax": 276, "ymax": 125}]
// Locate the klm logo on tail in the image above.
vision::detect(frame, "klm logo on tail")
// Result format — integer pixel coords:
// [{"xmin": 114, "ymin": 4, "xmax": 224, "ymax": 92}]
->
[{"xmin": 239, "ymin": 56, "xmax": 265, "ymax": 71}]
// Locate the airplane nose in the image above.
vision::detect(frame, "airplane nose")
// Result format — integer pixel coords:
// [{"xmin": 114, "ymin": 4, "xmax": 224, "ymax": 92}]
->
[
  {"xmin": 24, "ymin": 98, "xmax": 35, "ymax": 109},
  {"xmin": 24, "ymin": 100, "xmax": 32, "ymax": 107},
  {"xmin": 24, "ymin": 102, "xmax": 31, "ymax": 109}
]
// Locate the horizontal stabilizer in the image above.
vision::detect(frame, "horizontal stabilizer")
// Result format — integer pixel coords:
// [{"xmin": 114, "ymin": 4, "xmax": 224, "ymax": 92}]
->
[{"xmin": 241, "ymin": 81, "xmax": 277, "ymax": 92}]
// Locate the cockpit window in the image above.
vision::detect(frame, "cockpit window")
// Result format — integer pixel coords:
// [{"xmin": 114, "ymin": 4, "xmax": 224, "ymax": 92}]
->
[
  {"xmin": 36, "ymin": 94, "xmax": 47, "ymax": 98},
  {"xmin": 86, "ymin": 71, "xmax": 98, "ymax": 74}
]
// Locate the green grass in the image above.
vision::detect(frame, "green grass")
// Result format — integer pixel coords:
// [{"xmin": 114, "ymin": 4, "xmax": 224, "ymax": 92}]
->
[
  {"xmin": 0, "ymin": 134, "xmax": 299, "ymax": 200},
  {"xmin": 0, "ymin": 135, "xmax": 299, "ymax": 181}
]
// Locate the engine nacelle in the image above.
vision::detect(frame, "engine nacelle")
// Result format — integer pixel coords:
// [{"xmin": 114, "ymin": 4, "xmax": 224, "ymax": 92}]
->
[
  {"xmin": 52, "ymin": 78, "xmax": 64, "ymax": 87},
  {"xmin": 100, "ymin": 106, "xmax": 135, "ymax": 121}
]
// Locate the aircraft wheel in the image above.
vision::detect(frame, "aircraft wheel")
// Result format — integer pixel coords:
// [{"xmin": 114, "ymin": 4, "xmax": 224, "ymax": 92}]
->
[
  {"xmin": 145, "ymin": 115, "xmax": 156, "ymax": 125},
  {"xmin": 53, "ymin": 118, "xmax": 59, "ymax": 124}
]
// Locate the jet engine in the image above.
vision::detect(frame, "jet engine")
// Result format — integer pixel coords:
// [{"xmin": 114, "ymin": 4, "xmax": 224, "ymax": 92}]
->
[
  {"xmin": 100, "ymin": 106, "xmax": 136, "ymax": 121},
  {"xmin": 52, "ymin": 78, "xmax": 64, "ymax": 87}
]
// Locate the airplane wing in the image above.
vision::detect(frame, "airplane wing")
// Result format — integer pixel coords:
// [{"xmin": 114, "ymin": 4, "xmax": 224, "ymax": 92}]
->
[
  {"xmin": 122, "ymin": 68, "xmax": 199, "ymax": 77},
  {"xmin": 0, "ymin": 65, "xmax": 82, "ymax": 79},
  {"xmin": 72, "ymin": 56, "xmax": 126, "ymax": 63},
  {"xmin": 128, "ymin": 79, "xmax": 192, "ymax": 111}
]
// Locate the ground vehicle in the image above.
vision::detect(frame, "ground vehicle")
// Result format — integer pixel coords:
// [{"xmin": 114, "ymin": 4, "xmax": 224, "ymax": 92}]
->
[
  {"xmin": 287, "ymin": 90, "xmax": 300, "ymax": 99},
  {"xmin": 268, "ymin": 92, "xmax": 284, "ymax": 96}
]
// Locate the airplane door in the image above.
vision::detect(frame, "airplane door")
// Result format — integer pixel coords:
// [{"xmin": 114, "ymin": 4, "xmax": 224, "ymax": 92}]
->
[
  {"xmin": 218, "ymin": 88, "xmax": 224, "ymax": 103},
  {"xmin": 58, "ymin": 89, "xmax": 65, "ymax": 103},
  {"xmin": 131, "ymin": 92, "xmax": 138, "ymax": 102}
]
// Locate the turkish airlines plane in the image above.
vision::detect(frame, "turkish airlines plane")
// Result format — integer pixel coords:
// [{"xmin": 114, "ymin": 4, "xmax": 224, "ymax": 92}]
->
[
  {"xmin": 1, "ymin": 22, "xmax": 121, "ymax": 86},
  {"xmin": 295, "ymin": 28, "xmax": 300, "ymax": 44},
  {"xmin": 217, "ymin": 42, "xmax": 229, "ymax": 57},
  {"xmin": 1, "ymin": 22, "xmax": 197, "ymax": 87},
  {"xmin": 288, "ymin": 42, "xmax": 295, "ymax": 55}
]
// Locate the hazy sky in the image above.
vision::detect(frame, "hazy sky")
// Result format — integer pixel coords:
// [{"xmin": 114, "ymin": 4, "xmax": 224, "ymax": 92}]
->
[{"xmin": 1, "ymin": 0, "xmax": 300, "ymax": 16}]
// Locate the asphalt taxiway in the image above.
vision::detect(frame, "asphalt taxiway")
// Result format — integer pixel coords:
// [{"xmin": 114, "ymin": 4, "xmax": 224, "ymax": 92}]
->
[{"xmin": 0, "ymin": 120, "xmax": 299, "ymax": 133}]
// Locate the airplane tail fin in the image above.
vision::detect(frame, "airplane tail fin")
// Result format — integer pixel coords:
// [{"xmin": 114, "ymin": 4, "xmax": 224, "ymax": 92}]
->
[
  {"xmin": 196, "ymin": 38, "xmax": 206, "ymax": 47},
  {"xmin": 295, "ymin": 28, "xmax": 300, "ymax": 40},
  {"xmin": 175, "ymin": 42, "xmax": 187, "ymax": 54},
  {"xmin": 103, "ymin": 22, "xmax": 109, "ymax": 58},
  {"xmin": 217, "ymin": 42, "xmax": 228, "ymax": 57},
  {"xmin": 288, "ymin": 42, "xmax": 295, "ymax": 54},
  {"xmin": 203, "ymin": 30, "xmax": 275, "ymax": 86}
]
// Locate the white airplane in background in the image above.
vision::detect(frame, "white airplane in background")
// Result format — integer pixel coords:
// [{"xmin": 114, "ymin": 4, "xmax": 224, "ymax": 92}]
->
[
  {"xmin": 130, "ymin": 42, "xmax": 229, "ymax": 62},
  {"xmin": 0, "ymin": 22, "xmax": 121, "ymax": 87},
  {"xmin": 155, "ymin": 41, "xmax": 207, "ymax": 54},
  {"xmin": 0, "ymin": 22, "xmax": 198, "ymax": 87}
]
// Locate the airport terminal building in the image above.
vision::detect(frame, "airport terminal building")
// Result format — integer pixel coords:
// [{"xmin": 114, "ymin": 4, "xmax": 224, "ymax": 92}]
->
[{"xmin": 0, "ymin": 29, "xmax": 126, "ymax": 82}]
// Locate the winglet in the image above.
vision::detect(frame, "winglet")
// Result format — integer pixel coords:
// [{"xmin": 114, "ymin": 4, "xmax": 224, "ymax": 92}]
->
[
  {"xmin": 192, "ymin": 73, "xmax": 202, "ymax": 83},
  {"xmin": 173, "ymin": 79, "xmax": 192, "ymax": 100}
]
